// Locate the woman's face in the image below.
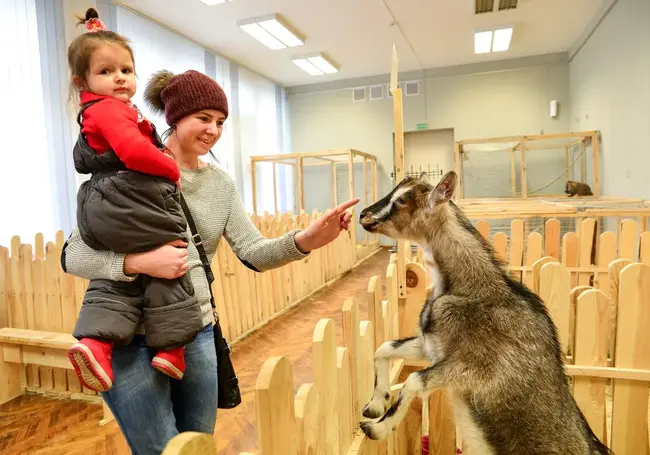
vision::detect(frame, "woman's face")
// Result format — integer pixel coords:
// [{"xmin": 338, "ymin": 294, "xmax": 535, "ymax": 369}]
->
[{"xmin": 175, "ymin": 109, "xmax": 226, "ymax": 156}]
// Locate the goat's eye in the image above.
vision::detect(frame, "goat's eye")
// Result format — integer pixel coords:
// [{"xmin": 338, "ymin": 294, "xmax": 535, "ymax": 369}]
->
[{"xmin": 396, "ymin": 196, "xmax": 407, "ymax": 205}]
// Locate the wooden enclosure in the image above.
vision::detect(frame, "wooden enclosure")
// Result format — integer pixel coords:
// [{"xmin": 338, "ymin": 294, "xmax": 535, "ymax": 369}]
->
[
  {"xmin": 250, "ymin": 149, "xmax": 381, "ymax": 260},
  {"xmin": 0, "ymin": 210, "xmax": 378, "ymax": 424},
  {"xmin": 454, "ymin": 130, "xmax": 600, "ymax": 199},
  {"xmin": 237, "ymin": 216, "xmax": 650, "ymax": 455}
]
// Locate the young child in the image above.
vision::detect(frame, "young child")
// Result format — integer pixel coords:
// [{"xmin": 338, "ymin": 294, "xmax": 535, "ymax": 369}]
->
[{"xmin": 65, "ymin": 8, "xmax": 204, "ymax": 392}]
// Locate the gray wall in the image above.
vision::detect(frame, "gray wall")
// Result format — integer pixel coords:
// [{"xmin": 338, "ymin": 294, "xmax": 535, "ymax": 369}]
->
[{"xmin": 568, "ymin": 0, "xmax": 650, "ymax": 199}]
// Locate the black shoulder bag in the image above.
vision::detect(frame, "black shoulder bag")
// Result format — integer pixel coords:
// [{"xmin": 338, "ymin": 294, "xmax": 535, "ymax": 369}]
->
[{"xmin": 179, "ymin": 194, "xmax": 242, "ymax": 409}]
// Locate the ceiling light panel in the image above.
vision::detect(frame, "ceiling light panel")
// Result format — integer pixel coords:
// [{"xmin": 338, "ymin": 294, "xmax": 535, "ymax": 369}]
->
[
  {"xmin": 238, "ymin": 14, "xmax": 304, "ymax": 50},
  {"xmin": 492, "ymin": 27, "xmax": 513, "ymax": 52},
  {"xmin": 198, "ymin": 0, "xmax": 233, "ymax": 5},
  {"xmin": 293, "ymin": 59, "xmax": 323, "ymax": 76},
  {"xmin": 292, "ymin": 53, "xmax": 338, "ymax": 76},
  {"xmin": 474, "ymin": 31, "xmax": 493, "ymax": 54}
]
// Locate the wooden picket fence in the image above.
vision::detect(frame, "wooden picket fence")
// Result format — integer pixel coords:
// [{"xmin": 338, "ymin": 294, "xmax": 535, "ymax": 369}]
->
[
  {"xmin": 0, "ymin": 210, "xmax": 378, "ymax": 402},
  {"xmin": 413, "ymin": 217, "xmax": 650, "ymax": 293},
  {"xmin": 243, "ymin": 218, "xmax": 650, "ymax": 455}
]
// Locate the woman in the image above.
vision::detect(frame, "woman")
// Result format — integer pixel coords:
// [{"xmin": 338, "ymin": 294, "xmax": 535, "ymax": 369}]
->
[{"xmin": 61, "ymin": 68, "xmax": 358, "ymax": 454}]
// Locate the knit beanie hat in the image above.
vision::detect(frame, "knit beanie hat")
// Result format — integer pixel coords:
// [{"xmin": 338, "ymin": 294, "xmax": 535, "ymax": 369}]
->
[{"xmin": 144, "ymin": 69, "xmax": 229, "ymax": 126}]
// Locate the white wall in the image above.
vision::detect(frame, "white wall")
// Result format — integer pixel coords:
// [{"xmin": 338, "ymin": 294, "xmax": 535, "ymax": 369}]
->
[
  {"xmin": 404, "ymin": 129, "xmax": 454, "ymax": 179},
  {"xmin": 288, "ymin": 61, "xmax": 570, "ymax": 207},
  {"xmin": 569, "ymin": 0, "xmax": 650, "ymax": 198}
]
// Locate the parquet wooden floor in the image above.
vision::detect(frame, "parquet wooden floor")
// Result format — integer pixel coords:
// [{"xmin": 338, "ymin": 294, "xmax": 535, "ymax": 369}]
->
[{"xmin": 0, "ymin": 248, "xmax": 389, "ymax": 455}]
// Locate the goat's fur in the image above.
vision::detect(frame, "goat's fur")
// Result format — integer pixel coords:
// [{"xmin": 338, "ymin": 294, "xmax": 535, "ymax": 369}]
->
[
  {"xmin": 565, "ymin": 180, "xmax": 594, "ymax": 197},
  {"xmin": 357, "ymin": 171, "xmax": 610, "ymax": 455}
]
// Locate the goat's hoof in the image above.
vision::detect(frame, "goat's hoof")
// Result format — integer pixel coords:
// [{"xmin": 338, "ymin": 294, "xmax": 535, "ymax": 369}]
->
[
  {"xmin": 362, "ymin": 397, "xmax": 386, "ymax": 419},
  {"xmin": 360, "ymin": 420, "xmax": 387, "ymax": 440}
]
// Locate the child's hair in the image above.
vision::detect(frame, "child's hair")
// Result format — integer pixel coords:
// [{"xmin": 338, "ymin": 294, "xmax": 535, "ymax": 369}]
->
[{"xmin": 67, "ymin": 8, "xmax": 135, "ymax": 106}]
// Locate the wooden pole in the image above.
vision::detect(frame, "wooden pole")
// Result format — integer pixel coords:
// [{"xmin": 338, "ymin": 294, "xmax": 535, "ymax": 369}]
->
[
  {"xmin": 348, "ymin": 150, "xmax": 356, "ymax": 256},
  {"xmin": 251, "ymin": 159, "xmax": 257, "ymax": 214},
  {"xmin": 592, "ymin": 132, "xmax": 600, "ymax": 196},
  {"xmin": 272, "ymin": 163, "xmax": 278, "ymax": 214},
  {"xmin": 371, "ymin": 158, "xmax": 378, "ymax": 243},
  {"xmin": 331, "ymin": 162, "xmax": 337, "ymax": 207},
  {"xmin": 391, "ymin": 45, "xmax": 407, "ymax": 298},
  {"xmin": 520, "ymin": 136, "xmax": 527, "ymax": 199},
  {"xmin": 511, "ymin": 147, "xmax": 517, "ymax": 197},
  {"xmin": 363, "ymin": 158, "xmax": 368, "ymax": 245},
  {"xmin": 454, "ymin": 142, "xmax": 463, "ymax": 199},
  {"xmin": 297, "ymin": 156, "xmax": 304, "ymax": 213},
  {"xmin": 565, "ymin": 146, "xmax": 570, "ymax": 182}
]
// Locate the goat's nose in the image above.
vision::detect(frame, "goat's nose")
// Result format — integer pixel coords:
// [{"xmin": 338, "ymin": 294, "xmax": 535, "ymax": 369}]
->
[{"xmin": 359, "ymin": 208, "xmax": 368, "ymax": 220}]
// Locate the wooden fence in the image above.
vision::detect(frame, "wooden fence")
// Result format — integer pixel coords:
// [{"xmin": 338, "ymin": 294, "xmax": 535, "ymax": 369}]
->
[
  {"xmin": 0, "ymin": 210, "xmax": 378, "ymax": 402},
  {"xmin": 413, "ymin": 217, "xmax": 650, "ymax": 293},
  {"xmin": 241, "ymin": 218, "xmax": 650, "ymax": 455}
]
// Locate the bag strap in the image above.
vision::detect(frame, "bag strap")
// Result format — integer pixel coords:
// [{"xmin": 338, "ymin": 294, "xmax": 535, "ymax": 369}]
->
[{"xmin": 179, "ymin": 193, "xmax": 215, "ymax": 310}]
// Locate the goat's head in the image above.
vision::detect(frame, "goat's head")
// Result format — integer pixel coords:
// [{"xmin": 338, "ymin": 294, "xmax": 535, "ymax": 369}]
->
[{"xmin": 359, "ymin": 170, "xmax": 458, "ymax": 241}]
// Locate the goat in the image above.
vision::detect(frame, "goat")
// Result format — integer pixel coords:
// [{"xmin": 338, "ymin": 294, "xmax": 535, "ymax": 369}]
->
[
  {"xmin": 357, "ymin": 171, "xmax": 610, "ymax": 454},
  {"xmin": 565, "ymin": 180, "xmax": 594, "ymax": 197}
]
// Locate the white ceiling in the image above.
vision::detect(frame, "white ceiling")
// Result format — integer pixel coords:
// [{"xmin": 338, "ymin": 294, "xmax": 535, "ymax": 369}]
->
[{"xmin": 116, "ymin": 0, "xmax": 606, "ymax": 87}]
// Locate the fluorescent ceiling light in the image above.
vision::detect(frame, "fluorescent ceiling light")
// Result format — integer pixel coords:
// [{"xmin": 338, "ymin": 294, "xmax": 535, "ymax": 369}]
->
[
  {"xmin": 307, "ymin": 55, "xmax": 338, "ymax": 74},
  {"xmin": 474, "ymin": 26, "xmax": 513, "ymax": 54},
  {"xmin": 492, "ymin": 27, "xmax": 513, "ymax": 52},
  {"xmin": 239, "ymin": 23, "xmax": 286, "ymax": 50},
  {"xmin": 238, "ymin": 14, "xmax": 304, "ymax": 50},
  {"xmin": 293, "ymin": 59, "xmax": 324, "ymax": 76},
  {"xmin": 292, "ymin": 53, "xmax": 339, "ymax": 76},
  {"xmin": 198, "ymin": 0, "xmax": 233, "ymax": 5},
  {"xmin": 259, "ymin": 18, "xmax": 303, "ymax": 47},
  {"xmin": 474, "ymin": 31, "xmax": 493, "ymax": 54}
]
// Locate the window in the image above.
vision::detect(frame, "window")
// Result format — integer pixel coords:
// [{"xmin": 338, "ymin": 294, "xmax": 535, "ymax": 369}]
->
[
  {"xmin": 116, "ymin": 7, "xmax": 206, "ymax": 134},
  {"xmin": 0, "ymin": 0, "xmax": 55, "ymax": 246}
]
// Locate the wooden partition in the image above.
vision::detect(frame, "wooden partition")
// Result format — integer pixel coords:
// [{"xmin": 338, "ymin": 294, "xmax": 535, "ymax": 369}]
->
[
  {"xmin": 0, "ymin": 210, "xmax": 375, "ymax": 406},
  {"xmin": 240, "ymin": 217, "xmax": 650, "ymax": 455},
  {"xmin": 454, "ymin": 131, "xmax": 601, "ymax": 199},
  {"xmin": 250, "ymin": 149, "xmax": 381, "ymax": 261}
]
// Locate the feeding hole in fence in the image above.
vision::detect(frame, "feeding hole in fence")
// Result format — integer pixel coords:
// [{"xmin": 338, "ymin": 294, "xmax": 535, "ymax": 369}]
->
[{"xmin": 406, "ymin": 269, "xmax": 419, "ymax": 288}]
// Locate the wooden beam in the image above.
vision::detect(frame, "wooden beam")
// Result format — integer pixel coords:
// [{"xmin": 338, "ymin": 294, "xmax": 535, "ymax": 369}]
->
[
  {"xmin": 458, "ymin": 130, "xmax": 599, "ymax": 145},
  {"xmin": 251, "ymin": 158, "xmax": 257, "ymax": 214},
  {"xmin": 297, "ymin": 156, "xmax": 304, "ymax": 212},
  {"xmin": 592, "ymin": 132, "xmax": 600, "ymax": 196},
  {"xmin": 251, "ymin": 153, "xmax": 299, "ymax": 162},
  {"xmin": 272, "ymin": 163, "xmax": 278, "ymax": 214},
  {"xmin": 520, "ymin": 136, "xmax": 527, "ymax": 199},
  {"xmin": 331, "ymin": 162, "xmax": 337, "ymax": 207},
  {"xmin": 454, "ymin": 142, "xmax": 463, "ymax": 198}
]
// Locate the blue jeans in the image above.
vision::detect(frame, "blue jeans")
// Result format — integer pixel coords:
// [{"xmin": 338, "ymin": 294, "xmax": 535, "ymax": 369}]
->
[{"xmin": 101, "ymin": 323, "xmax": 217, "ymax": 454}]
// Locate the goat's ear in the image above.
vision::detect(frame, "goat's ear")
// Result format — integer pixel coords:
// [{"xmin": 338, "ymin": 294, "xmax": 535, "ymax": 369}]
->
[{"xmin": 428, "ymin": 171, "xmax": 457, "ymax": 206}]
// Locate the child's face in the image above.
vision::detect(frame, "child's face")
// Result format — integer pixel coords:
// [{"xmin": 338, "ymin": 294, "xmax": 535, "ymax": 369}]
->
[{"xmin": 84, "ymin": 43, "xmax": 136, "ymax": 102}]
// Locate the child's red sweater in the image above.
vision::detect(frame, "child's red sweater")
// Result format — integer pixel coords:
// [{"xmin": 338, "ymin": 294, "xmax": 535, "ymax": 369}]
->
[{"xmin": 79, "ymin": 91, "xmax": 180, "ymax": 182}]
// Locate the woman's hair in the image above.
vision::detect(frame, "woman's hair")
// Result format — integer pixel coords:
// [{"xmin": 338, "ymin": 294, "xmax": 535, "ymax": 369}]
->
[{"xmin": 67, "ymin": 8, "xmax": 135, "ymax": 105}]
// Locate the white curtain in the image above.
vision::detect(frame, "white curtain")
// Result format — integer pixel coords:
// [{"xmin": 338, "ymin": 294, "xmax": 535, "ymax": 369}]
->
[
  {"xmin": 116, "ymin": 7, "xmax": 206, "ymax": 135},
  {"xmin": 238, "ymin": 67, "xmax": 281, "ymax": 214},
  {"xmin": 116, "ymin": 8, "xmax": 236, "ymax": 178},
  {"xmin": 209, "ymin": 54, "xmax": 236, "ymax": 178},
  {"xmin": 279, "ymin": 87, "xmax": 295, "ymax": 213},
  {"xmin": 0, "ymin": 0, "xmax": 55, "ymax": 247}
]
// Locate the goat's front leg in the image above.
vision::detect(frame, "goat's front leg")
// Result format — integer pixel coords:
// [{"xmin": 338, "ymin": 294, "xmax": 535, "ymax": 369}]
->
[
  {"xmin": 362, "ymin": 336, "xmax": 426, "ymax": 419},
  {"xmin": 361, "ymin": 362, "xmax": 448, "ymax": 440}
]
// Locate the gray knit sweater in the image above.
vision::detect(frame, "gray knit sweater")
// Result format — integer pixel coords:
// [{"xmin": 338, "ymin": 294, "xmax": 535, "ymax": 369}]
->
[{"xmin": 62, "ymin": 164, "xmax": 308, "ymax": 329}]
